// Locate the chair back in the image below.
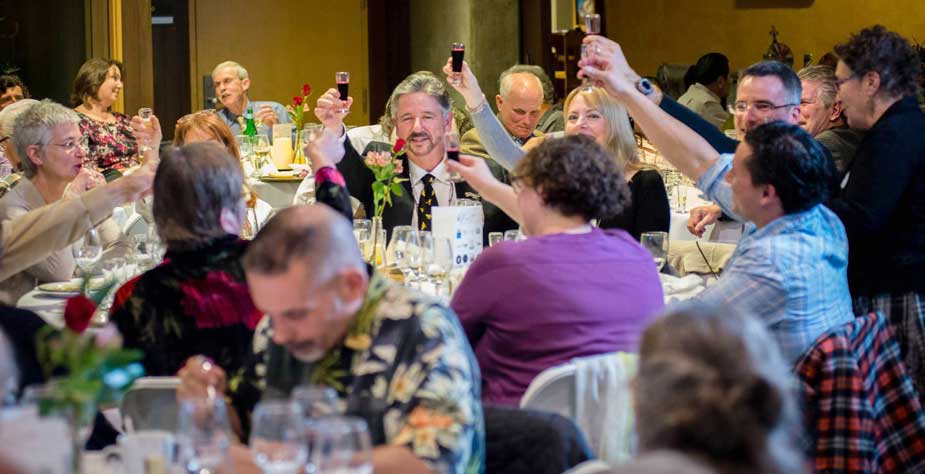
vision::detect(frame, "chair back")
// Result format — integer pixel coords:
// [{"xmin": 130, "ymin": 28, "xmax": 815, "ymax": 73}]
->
[
  {"xmin": 120, "ymin": 377, "xmax": 180, "ymax": 433},
  {"xmin": 484, "ymin": 405, "xmax": 593, "ymax": 474},
  {"xmin": 520, "ymin": 362, "xmax": 576, "ymax": 419}
]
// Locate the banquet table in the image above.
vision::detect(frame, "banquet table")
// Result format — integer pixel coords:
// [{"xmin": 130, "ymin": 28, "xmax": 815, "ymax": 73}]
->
[{"xmin": 250, "ymin": 177, "xmax": 303, "ymax": 211}]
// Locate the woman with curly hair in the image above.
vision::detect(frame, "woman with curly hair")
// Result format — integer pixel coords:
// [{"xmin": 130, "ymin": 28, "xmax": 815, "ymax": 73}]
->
[{"xmin": 450, "ymin": 135, "xmax": 664, "ymax": 405}]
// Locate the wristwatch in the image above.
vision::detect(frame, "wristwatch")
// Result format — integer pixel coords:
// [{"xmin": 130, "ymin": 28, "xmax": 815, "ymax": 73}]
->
[{"xmin": 636, "ymin": 78, "xmax": 654, "ymax": 96}]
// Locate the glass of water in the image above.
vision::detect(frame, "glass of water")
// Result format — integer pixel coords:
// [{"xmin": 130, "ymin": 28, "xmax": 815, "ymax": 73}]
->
[
  {"xmin": 306, "ymin": 416, "xmax": 372, "ymax": 474},
  {"xmin": 73, "ymin": 228, "xmax": 102, "ymax": 275},
  {"xmin": 250, "ymin": 400, "xmax": 307, "ymax": 474},
  {"xmin": 177, "ymin": 397, "xmax": 232, "ymax": 474},
  {"xmin": 640, "ymin": 231, "xmax": 669, "ymax": 271}
]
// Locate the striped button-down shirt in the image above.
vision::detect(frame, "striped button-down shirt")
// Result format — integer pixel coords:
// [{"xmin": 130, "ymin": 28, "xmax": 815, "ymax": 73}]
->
[{"xmin": 684, "ymin": 153, "xmax": 854, "ymax": 364}]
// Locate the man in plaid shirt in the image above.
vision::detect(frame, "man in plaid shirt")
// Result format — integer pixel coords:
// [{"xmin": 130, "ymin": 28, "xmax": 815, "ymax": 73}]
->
[{"xmin": 580, "ymin": 36, "xmax": 855, "ymax": 364}]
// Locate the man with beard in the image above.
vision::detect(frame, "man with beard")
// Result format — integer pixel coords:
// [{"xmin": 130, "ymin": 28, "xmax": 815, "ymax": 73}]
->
[{"xmin": 319, "ymin": 71, "xmax": 517, "ymax": 238}]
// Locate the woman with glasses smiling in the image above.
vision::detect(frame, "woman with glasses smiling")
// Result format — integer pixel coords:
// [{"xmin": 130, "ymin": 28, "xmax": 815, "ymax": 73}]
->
[{"xmin": 0, "ymin": 100, "xmax": 130, "ymax": 304}]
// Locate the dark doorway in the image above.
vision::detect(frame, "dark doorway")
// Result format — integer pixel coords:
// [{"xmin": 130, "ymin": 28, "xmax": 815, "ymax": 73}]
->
[
  {"xmin": 152, "ymin": 0, "xmax": 191, "ymax": 141},
  {"xmin": 367, "ymin": 0, "xmax": 411, "ymax": 124}
]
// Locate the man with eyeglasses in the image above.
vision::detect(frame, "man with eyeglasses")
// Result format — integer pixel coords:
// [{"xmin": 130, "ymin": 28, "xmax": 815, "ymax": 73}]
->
[{"xmin": 579, "ymin": 36, "xmax": 854, "ymax": 365}]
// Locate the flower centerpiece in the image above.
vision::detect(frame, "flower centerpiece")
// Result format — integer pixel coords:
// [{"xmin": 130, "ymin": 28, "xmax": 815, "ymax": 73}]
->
[
  {"xmin": 363, "ymin": 139, "xmax": 409, "ymax": 267},
  {"xmin": 34, "ymin": 292, "xmax": 144, "ymax": 469},
  {"xmin": 287, "ymin": 83, "xmax": 312, "ymax": 165}
]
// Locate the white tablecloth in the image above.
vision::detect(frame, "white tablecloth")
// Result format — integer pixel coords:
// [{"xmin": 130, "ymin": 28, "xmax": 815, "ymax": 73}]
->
[{"xmin": 250, "ymin": 178, "xmax": 303, "ymax": 211}]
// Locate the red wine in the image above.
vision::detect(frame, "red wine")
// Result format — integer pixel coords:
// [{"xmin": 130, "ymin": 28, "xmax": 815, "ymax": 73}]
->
[
  {"xmin": 451, "ymin": 48, "xmax": 465, "ymax": 72},
  {"xmin": 337, "ymin": 82, "xmax": 349, "ymax": 101},
  {"xmin": 447, "ymin": 148, "xmax": 460, "ymax": 161}
]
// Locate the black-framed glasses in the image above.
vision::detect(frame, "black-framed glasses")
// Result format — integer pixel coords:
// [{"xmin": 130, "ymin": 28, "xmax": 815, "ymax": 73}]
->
[{"xmin": 729, "ymin": 101, "xmax": 799, "ymax": 114}]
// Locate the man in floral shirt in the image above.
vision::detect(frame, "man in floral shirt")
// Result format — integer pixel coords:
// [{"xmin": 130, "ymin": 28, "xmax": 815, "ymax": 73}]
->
[{"xmin": 179, "ymin": 204, "xmax": 484, "ymax": 474}]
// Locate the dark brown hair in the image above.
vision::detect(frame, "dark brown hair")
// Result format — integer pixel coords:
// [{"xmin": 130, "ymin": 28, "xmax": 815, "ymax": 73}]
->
[
  {"xmin": 512, "ymin": 134, "xmax": 630, "ymax": 221},
  {"xmin": 152, "ymin": 142, "xmax": 244, "ymax": 247},
  {"xmin": 834, "ymin": 25, "xmax": 920, "ymax": 98},
  {"xmin": 70, "ymin": 58, "xmax": 123, "ymax": 106}
]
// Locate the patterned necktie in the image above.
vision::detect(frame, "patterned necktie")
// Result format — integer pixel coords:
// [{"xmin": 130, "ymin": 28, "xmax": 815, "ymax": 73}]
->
[{"xmin": 417, "ymin": 174, "xmax": 436, "ymax": 231}]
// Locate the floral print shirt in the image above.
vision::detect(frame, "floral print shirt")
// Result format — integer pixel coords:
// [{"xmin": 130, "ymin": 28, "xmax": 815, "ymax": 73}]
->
[
  {"xmin": 230, "ymin": 274, "xmax": 485, "ymax": 474},
  {"xmin": 77, "ymin": 111, "xmax": 139, "ymax": 173},
  {"xmin": 109, "ymin": 235, "xmax": 263, "ymax": 376}
]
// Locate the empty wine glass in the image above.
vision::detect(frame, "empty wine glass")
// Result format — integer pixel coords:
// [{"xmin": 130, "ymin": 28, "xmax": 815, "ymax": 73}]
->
[
  {"xmin": 250, "ymin": 400, "xmax": 307, "ymax": 474},
  {"xmin": 177, "ymin": 397, "xmax": 232, "ymax": 474},
  {"xmin": 386, "ymin": 226, "xmax": 414, "ymax": 269},
  {"xmin": 428, "ymin": 238, "xmax": 455, "ymax": 297},
  {"xmin": 137, "ymin": 107, "xmax": 153, "ymax": 153},
  {"xmin": 73, "ymin": 228, "xmax": 102, "ymax": 275},
  {"xmin": 581, "ymin": 14, "xmax": 601, "ymax": 92},
  {"xmin": 291, "ymin": 385, "xmax": 340, "ymax": 418},
  {"xmin": 640, "ymin": 231, "xmax": 669, "ymax": 271},
  {"xmin": 254, "ymin": 134, "xmax": 271, "ymax": 171},
  {"xmin": 306, "ymin": 416, "xmax": 372, "ymax": 474}
]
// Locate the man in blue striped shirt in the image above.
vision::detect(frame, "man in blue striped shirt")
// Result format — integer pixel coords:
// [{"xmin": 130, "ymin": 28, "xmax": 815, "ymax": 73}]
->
[{"xmin": 580, "ymin": 36, "xmax": 855, "ymax": 365}]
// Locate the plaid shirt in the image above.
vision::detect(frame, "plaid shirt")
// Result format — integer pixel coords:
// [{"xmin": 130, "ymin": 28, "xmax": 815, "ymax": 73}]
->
[
  {"xmin": 796, "ymin": 312, "xmax": 925, "ymax": 474},
  {"xmin": 688, "ymin": 154, "xmax": 854, "ymax": 364}
]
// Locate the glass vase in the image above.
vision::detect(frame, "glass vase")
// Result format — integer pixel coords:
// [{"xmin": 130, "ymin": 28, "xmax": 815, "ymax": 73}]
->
[{"xmin": 370, "ymin": 217, "xmax": 387, "ymax": 269}]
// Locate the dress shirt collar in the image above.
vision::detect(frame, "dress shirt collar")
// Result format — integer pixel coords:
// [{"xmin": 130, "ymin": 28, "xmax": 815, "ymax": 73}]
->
[{"xmin": 408, "ymin": 156, "xmax": 451, "ymax": 186}]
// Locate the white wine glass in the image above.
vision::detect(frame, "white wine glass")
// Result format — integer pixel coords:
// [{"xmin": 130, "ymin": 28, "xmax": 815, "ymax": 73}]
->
[
  {"xmin": 250, "ymin": 400, "xmax": 307, "ymax": 474},
  {"xmin": 640, "ymin": 231, "xmax": 669, "ymax": 272},
  {"xmin": 291, "ymin": 384, "xmax": 340, "ymax": 419},
  {"xmin": 306, "ymin": 416, "xmax": 372, "ymax": 474},
  {"xmin": 73, "ymin": 228, "xmax": 102, "ymax": 275}
]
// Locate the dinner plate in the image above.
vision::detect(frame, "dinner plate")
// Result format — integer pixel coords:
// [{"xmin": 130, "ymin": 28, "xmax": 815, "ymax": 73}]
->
[
  {"xmin": 38, "ymin": 278, "xmax": 107, "ymax": 294},
  {"xmin": 259, "ymin": 174, "xmax": 302, "ymax": 182}
]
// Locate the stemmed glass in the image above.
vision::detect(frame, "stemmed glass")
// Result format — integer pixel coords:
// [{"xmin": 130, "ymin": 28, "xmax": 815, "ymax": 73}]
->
[
  {"xmin": 176, "ymin": 397, "xmax": 232, "ymax": 474},
  {"xmin": 415, "ymin": 231, "xmax": 435, "ymax": 288},
  {"xmin": 137, "ymin": 107, "xmax": 153, "ymax": 153},
  {"xmin": 250, "ymin": 400, "xmax": 307, "ymax": 474},
  {"xmin": 335, "ymin": 72, "xmax": 350, "ymax": 114},
  {"xmin": 393, "ymin": 228, "xmax": 421, "ymax": 282},
  {"xmin": 445, "ymin": 131, "xmax": 463, "ymax": 183},
  {"xmin": 640, "ymin": 231, "xmax": 669, "ymax": 272},
  {"xmin": 73, "ymin": 228, "xmax": 102, "ymax": 276},
  {"xmin": 306, "ymin": 416, "xmax": 373, "ymax": 474},
  {"xmin": 254, "ymin": 134, "xmax": 271, "ymax": 171},
  {"xmin": 386, "ymin": 226, "xmax": 413, "ymax": 269},
  {"xmin": 581, "ymin": 14, "xmax": 601, "ymax": 92},
  {"xmin": 429, "ymin": 238, "xmax": 455, "ymax": 297}
]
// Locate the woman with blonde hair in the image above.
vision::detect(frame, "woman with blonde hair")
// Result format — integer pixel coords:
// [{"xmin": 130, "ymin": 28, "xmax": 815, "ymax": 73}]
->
[{"xmin": 445, "ymin": 60, "xmax": 669, "ymax": 239}]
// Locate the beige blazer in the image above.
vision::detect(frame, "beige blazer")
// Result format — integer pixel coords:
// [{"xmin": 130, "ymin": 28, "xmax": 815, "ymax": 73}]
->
[
  {"xmin": 0, "ymin": 179, "xmax": 130, "ymax": 304},
  {"xmin": 677, "ymin": 83, "xmax": 730, "ymax": 131}
]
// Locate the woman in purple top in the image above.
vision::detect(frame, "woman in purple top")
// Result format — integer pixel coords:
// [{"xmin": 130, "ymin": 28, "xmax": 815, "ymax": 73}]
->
[{"xmin": 449, "ymin": 135, "xmax": 665, "ymax": 405}]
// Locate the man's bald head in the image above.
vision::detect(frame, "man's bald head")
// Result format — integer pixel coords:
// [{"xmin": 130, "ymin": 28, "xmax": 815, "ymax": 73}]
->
[
  {"xmin": 496, "ymin": 71, "xmax": 544, "ymax": 140},
  {"xmin": 243, "ymin": 205, "xmax": 364, "ymax": 280}
]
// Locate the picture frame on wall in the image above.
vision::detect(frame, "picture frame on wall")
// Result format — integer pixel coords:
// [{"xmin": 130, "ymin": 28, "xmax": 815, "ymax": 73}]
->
[{"xmin": 575, "ymin": 0, "xmax": 597, "ymax": 28}]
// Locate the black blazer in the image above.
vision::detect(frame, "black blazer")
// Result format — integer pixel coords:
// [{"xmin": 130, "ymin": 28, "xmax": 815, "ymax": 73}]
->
[{"xmin": 337, "ymin": 139, "xmax": 518, "ymax": 243}]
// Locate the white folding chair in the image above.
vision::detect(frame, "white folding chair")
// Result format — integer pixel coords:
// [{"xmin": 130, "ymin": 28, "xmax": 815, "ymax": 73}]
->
[
  {"xmin": 562, "ymin": 460, "xmax": 612, "ymax": 474},
  {"xmin": 519, "ymin": 363, "xmax": 577, "ymax": 420},
  {"xmin": 120, "ymin": 376, "xmax": 180, "ymax": 433}
]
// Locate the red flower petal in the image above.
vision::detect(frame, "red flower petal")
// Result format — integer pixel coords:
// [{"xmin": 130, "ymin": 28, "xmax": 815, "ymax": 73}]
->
[
  {"xmin": 393, "ymin": 138, "xmax": 406, "ymax": 154},
  {"xmin": 293, "ymin": 96, "xmax": 303, "ymax": 106},
  {"xmin": 302, "ymin": 83, "xmax": 312, "ymax": 97},
  {"xmin": 64, "ymin": 295, "xmax": 97, "ymax": 334}
]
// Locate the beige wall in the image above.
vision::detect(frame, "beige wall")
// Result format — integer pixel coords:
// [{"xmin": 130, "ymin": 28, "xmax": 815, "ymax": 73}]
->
[
  {"xmin": 605, "ymin": 0, "xmax": 925, "ymax": 76},
  {"xmin": 189, "ymin": 0, "xmax": 370, "ymax": 125}
]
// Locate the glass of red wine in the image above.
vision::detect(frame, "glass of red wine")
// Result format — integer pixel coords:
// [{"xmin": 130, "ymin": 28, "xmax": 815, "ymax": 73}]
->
[
  {"xmin": 335, "ymin": 71, "xmax": 350, "ymax": 114},
  {"xmin": 445, "ymin": 130, "xmax": 463, "ymax": 182},
  {"xmin": 581, "ymin": 14, "xmax": 601, "ymax": 92},
  {"xmin": 450, "ymin": 43, "xmax": 465, "ymax": 86}
]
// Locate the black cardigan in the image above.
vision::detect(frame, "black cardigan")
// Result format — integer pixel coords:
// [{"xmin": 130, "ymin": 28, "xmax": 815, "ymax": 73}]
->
[{"xmin": 599, "ymin": 169, "xmax": 671, "ymax": 241}]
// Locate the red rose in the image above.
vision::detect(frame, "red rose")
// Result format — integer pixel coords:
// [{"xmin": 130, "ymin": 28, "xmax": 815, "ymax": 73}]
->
[
  {"xmin": 293, "ymin": 96, "xmax": 303, "ymax": 106},
  {"xmin": 64, "ymin": 295, "xmax": 97, "ymax": 334},
  {"xmin": 393, "ymin": 138, "xmax": 407, "ymax": 154},
  {"xmin": 302, "ymin": 83, "xmax": 311, "ymax": 97}
]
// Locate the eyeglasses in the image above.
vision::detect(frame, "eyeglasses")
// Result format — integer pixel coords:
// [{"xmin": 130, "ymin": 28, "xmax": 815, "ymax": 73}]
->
[
  {"xmin": 834, "ymin": 73, "xmax": 858, "ymax": 88},
  {"xmin": 729, "ymin": 101, "xmax": 799, "ymax": 114},
  {"xmin": 46, "ymin": 138, "xmax": 89, "ymax": 154}
]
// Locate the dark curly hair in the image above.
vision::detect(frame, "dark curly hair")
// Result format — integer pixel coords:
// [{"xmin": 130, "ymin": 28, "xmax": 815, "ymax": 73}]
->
[
  {"xmin": 512, "ymin": 134, "xmax": 630, "ymax": 221},
  {"xmin": 743, "ymin": 121, "xmax": 836, "ymax": 214},
  {"xmin": 834, "ymin": 25, "xmax": 920, "ymax": 98}
]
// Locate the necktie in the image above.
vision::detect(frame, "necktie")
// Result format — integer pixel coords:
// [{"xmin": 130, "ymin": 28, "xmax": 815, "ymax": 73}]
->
[{"xmin": 417, "ymin": 174, "xmax": 436, "ymax": 231}]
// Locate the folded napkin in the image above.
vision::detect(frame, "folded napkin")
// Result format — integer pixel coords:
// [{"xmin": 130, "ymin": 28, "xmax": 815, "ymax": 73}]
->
[
  {"xmin": 668, "ymin": 241, "xmax": 736, "ymax": 275},
  {"xmin": 660, "ymin": 274, "xmax": 705, "ymax": 294}
]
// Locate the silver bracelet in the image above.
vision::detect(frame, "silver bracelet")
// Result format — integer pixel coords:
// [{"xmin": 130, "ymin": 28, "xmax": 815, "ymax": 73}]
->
[{"xmin": 465, "ymin": 95, "xmax": 487, "ymax": 114}]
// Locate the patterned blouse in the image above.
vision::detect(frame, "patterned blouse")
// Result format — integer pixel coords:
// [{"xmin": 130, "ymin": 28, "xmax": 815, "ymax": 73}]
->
[
  {"xmin": 77, "ymin": 111, "xmax": 139, "ymax": 173},
  {"xmin": 109, "ymin": 235, "xmax": 263, "ymax": 376},
  {"xmin": 230, "ymin": 274, "xmax": 485, "ymax": 474}
]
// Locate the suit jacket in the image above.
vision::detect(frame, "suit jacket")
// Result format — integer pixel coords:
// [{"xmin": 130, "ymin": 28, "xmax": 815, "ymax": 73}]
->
[{"xmin": 337, "ymin": 139, "xmax": 517, "ymax": 243}]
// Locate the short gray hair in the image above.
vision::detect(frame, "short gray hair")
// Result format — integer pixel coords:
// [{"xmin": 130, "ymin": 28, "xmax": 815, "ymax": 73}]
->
[
  {"xmin": 387, "ymin": 71, "xmax": 451, "ymax": 121},
  {"xmin": 499, "ymin": 65, "xmax": 550, "ymax": 102},
  {"xmin": 212, "ymin": 61, "xmax": 249, "ymax": 81},
  {"xmin": 13, "ymin": 99, "xmax": 80, "ymax": 178},
  {"xmin": 797, "ymin": 65, "xmax": 838, "ymax": 108},
  {"xmin": 0, "ymin": 98, "xmax": 39, "ymax": 138}
]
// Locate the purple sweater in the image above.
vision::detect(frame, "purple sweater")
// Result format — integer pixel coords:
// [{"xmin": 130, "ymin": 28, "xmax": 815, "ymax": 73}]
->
[{"xmin": 451, "ymin": 227, "xmax": 664, "ymax": 405}]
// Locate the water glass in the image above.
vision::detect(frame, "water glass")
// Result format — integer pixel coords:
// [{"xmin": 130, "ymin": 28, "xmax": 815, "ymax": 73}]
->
[
  {"xmin": 250, "ymin": 400, "xmax": 307, "ymax": 474},
  {"xmin": 302, "ymin": 123, "xmax": 323, "ymax": 148},
  {"xmin": 138, "ymin": 107, "xmax": 153, "ymax": 153},
  {"xmin": 488, "ymin": 232, "xmax": 503, "ymax": 247},
  {"xmin": 306, "ymin": 416, "xmax": 372, "ymax": 474},
  {"xmin": 386, "ymin": 226, "xmax": 414, "ymax": 269},
  {"xmin": 73, "ymin": 229, "xmax": 102, "ymax": 275},
  {"xmin": 177, "ymin": 397, "xmax": 232, "ymax": 474},
  {"xmin": 428, "ymin": 238, "xmax": 455, "ymax": 297},
  {"xmin": 291, "ymin": 385, "xmax": 340, "ymax": 418},
  {"xmin": 254, "ymin": 134, "xmax": 271, "ymax": 170},
  {"xmin": 640, "ymin": 231, "xmax": 669, "ymax": 271},
  {"xmin": 580, "ymin": 14, "xmax": 602, "ymax": 91}
]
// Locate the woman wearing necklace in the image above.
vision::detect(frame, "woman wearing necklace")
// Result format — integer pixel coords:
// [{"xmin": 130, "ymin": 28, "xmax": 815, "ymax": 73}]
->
[{"xmin": 72, "ymin": 58, "xmax": 140, "ymax": 181}]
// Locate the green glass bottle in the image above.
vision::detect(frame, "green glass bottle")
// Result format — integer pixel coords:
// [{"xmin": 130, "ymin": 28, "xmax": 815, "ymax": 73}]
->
[{"xmin": 243, "ymin": 106, "xmax": 258, "ymax": 138}]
